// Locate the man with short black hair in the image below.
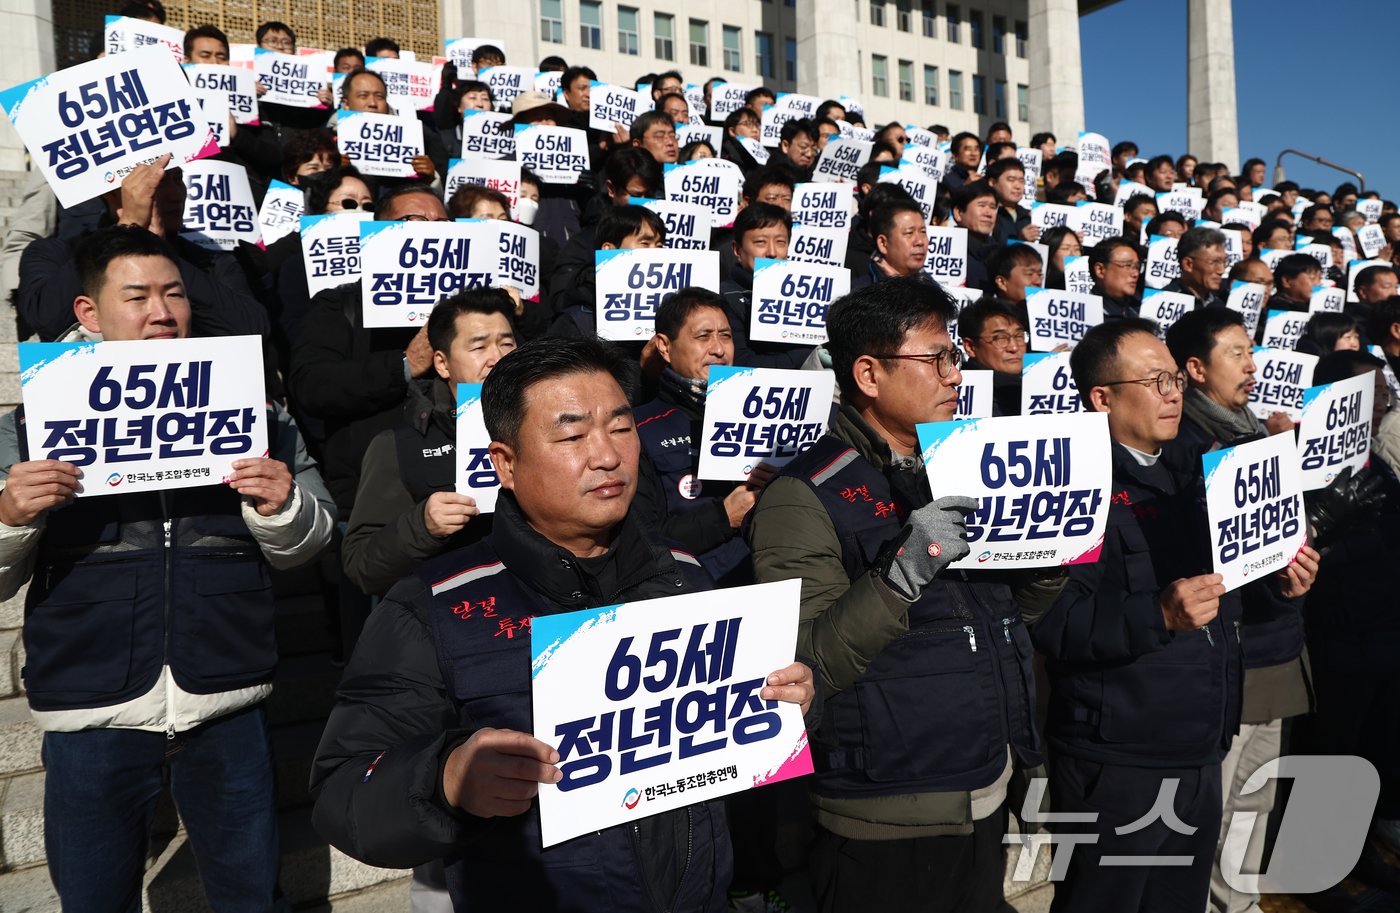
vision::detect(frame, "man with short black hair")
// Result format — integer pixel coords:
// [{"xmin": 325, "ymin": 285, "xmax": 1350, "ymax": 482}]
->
[
  {"xmin": 959, "ymin": 296, "xmax": 1029, "ymax": 415},
  {"xmin": 183, "ymin": 23, "xmax": 230, "ymax": 63},
  {"xmin": 944, "ymin": 131, "xmax": 982, "ymax": 189},
  {"xmin": 986, "ymin": 156, "xmax": 1034, "ymax": 242},
  {"xmin": 773, "ymin": 119, "xmax": 819, "ymax": 179},
  {"xmin": 987, "ymin": 244, "xmax": 1042, "ymax": 305},
  {"xmin": 1353, "ymin": 265, "xmax": 1400, "ymax": 331},
  {"xmin": 630, "ymin": 110, "xmax": 679, "ymax": 164},
  {"xmin": 853, "ymin": 198, "xmax": 929, "ymax": 289},
  {"xmin": 364, "ymin": 36, "xmax": 399, "ymax": 58},
  {"xmin": 1089, "ymin": 237, "xmax": 1142, "ymax": 319},
  {"xmin": 1270, "ymin": 254, "xmax": 1322, "ymax": 312},
  {"xmin": 1165, "ymin": 226, "xmax": 1229, "ymax": 309},
  {"xmin": 1145, "ymin": 154, "xmax": 1177, "ymax": 192},
  {"xmin": 719, "ymin": 203, "xmax": 809, "ymax": 368},
  {"xmin": 951, "ymin": 180, "xmax": 999, "ymax": 289}
]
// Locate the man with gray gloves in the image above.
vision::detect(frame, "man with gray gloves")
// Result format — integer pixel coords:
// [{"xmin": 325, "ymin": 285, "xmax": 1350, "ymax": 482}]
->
[{"xmin": 748, "ymin": 277, "xmax": 1059, "ymax": 913}]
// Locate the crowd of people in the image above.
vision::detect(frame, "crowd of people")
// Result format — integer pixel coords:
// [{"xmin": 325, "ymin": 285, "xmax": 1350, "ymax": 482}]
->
[{"xmin": 3, "ymin": 3, "xmax": 1400, "ymax": 913}]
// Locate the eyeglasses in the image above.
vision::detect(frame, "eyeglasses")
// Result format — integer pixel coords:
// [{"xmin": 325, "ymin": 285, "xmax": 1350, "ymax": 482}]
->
[
  {"xmin": 1108, "ymin": 259, "xmax": 1143, "ymax": 273},
  {"xmin": 873, "ymin": 348, "xmax": 964, "ymax": 378},
  {"xmin": 395, "ymin": 214, "xmax": 450, "ymax": 222},
  {"xmin": 332, "ymin": 199, "xmax": 375, "ymax": 212},
  {"xmin": 975, "ymin": 331, "xmax": 1030, "ymax": 349},
  {"xmin": 1099, "ymin": 370, "xmax": 1188, "ymax": 397}
]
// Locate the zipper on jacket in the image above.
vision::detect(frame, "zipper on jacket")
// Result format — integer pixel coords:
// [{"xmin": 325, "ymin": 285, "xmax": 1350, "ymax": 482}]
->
[
  {"xmin": 1203, "ymin": 624, "xmax": 1215, "ymax": 647},
  {"xmin": 162, "ymin": 512, "xmax": 175, "ymax": 740},
  {"xmin": 667, "ymin": 806, "xmax": 695, "ymax": 913},
  {"xmin": 1233, "ymin": 620, "xmax": 1241, "ymax": 646},
  {"xmin": 963, "ymin": 625, "xmax": 977, "ymax": 652},
  {"xmin": 1002, "ymin": 617, "xmax": 1012, "ymax": 644}
]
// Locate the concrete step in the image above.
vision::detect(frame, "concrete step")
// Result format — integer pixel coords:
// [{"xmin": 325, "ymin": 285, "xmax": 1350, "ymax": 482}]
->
[{"xmin": 0, "ymin": 697, "xmax": 40, "ymax": 778}]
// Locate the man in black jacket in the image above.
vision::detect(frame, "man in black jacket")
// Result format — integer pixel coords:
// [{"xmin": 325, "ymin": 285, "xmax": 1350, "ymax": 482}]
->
[
  {"xmin": 718, "ymin": 204, "xmax": 812, "ymax": 369},
  {"xmin": 310, "ymin": 336, "xmax": 815, "ymax": 912},
  {"xmin": 1088, "ymin": 238, "xmax": 1142, "ymax": 320},
  {"xmin": 1033, "ymin": 319, "xmax": 1316, "ymax": 913}
]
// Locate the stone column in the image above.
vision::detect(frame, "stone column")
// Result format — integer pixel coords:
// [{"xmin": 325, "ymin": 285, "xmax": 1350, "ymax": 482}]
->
[
  {"xmin": 0, "ymin": 0, "xmax": 55, "ymax": 171},
  {"xmin": 1027, "ymin": 0, "xmax": 1084, "ymax": 142},
  {"xmin": 793, "ymin": 0, "xmax": 859, "ymax": 100},
  {"xmin": 1187, "ymin": 0, "xmax": 1239, "ymax": 170}
]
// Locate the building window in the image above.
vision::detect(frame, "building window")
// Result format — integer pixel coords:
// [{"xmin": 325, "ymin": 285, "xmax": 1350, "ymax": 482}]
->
[
  {"xmin": 871, "ymin": 54, "xmax": 888, "ymax": 96},
  {"xmin": 1017, "ymin": 83, "xmax": 1029, "ymax": 121},
  {"xmin": 579, "ymin": 0, "xmax": 602, "ymax": 50},
  {"xmin": 689, "ymin": 19, "xmax": 709, "ymax": 67},
  {"xmin": 618, "ymin": 7, "xmax": 639, "ymax": 56},
  {"xmin": 870, "ymin": 1, "xmax": 885, "ymax": 27},
  {"xmin": 540, "ymin": 0, "xmax": 564, "ymax": 44},
  {"xmin": 722, "ymin": 25, "xmax": 742, "ymax": 71},
  {"xmin": 948, "ymin": 69, "xmax": 963, "ymax": 109},
  {"xmin": 896, "ymin": 0, "xmax": 912, "ymax": 32},
  {"xmin": 993, "ymin": 15, "xmax": 1006, "ymax": 53},
  {"xmin": 923, "ymin": 65, "xmax": 938, "ymax": 106},
  {"xmin": 1015, "ymin": 20, "xmax": 1027, "ymax": 57},
  {"xmin": 898, "ymin": 59, "xmax": 913, "ymax": 101},
  {"xmin": 784, "ymin": 36, "xmax": 797, "ymax": 81},
  {"xmin": 970, "ymin": 10, "xmax": 984, "ymax": 49},
  {"xmin": 755, "ymin": 31, "xmax": 774, "ymax": 78},
  {"xmin": 921, "ymin": 0, "xmax": 936, "ymax": 37},
  {"xmin": 972, "ymin": 74, "xmax": 986, "ymax": 114},
  {"xmin": 655, "ymin": 13, "xmax": 674, "ymax": 60},
  {"xmin": 946, "ymin": 5, "xmax": 961, "ymax": 43},
  {"xmin": 994, "ymin": 79, "xmax": 1006, "ymax": 118}
]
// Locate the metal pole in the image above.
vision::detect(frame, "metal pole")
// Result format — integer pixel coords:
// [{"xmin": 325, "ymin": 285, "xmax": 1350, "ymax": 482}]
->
[{"xmin": 1272, "ymin": 149, "xmax": 1365, "ymax": 193}]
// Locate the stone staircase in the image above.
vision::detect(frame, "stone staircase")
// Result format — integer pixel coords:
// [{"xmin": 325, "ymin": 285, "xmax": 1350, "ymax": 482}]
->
[{"xmin": 0, "ymin": 168, "xmax": 29, "ymax": 412}]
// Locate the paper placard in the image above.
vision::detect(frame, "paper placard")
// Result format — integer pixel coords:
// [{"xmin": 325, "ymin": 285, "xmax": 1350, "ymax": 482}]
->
[
  {"xmin": 1357, "ymin": 198, "xmax": 1383, "ymax": 225},
  {"xmin": 925, "ymin": 225, "xmax": 969, "ymax": 288},
  {"xmin": 903, "ymin": 145, "xmax": 949, "ymax": 183},
  {"xmin": 301, "ymin": 212, "xmax": 371, "ymax": 297},
  {"xmin": 917, "ymin": 412, "xmax": 1111, "ymax": 568},
  {"xmin": 749, "ymin": 258, "xmax": 849, "ymax": 345},
  {"xmin": 1076, "ymin": 131, "xmax": 1110, "ymax": 176},
  {"xmin": 877, "ymin": 165, "xmax": 936, "ymax": 221},
  {"xmin": 366, "ymin": 57, "xmax": 438, "ymax": 112},
  {"xmin": 532, "ymin": 579, "xmax": 810, "ymax": 847},
  {"xmin": 1025, "ymin": 288, "xmax": 1104, "ymax": 350},
  {"xmin": 791, "ymin": 183, "xmax": 853, "ymax": 231},
  {"xmin": 1017, "ymin": 148, "xmax": 1042, "ymax": 208},
  {"xmin": 179, "ymin": 160, "xmax": 260, "ymax": 252},
  {"xmin": 444, "ymin": 37, "xmax": 506, "ymax": 72},
  {"xmin": 1221, "ymin": 206, "xmax": 1262, "ymax": 231},
  {"xmin": 1140, "ymin": 289, "xmax": 1196, "ymax": 339},
  {"xmin": 677, "ymin": 124, "xmax": 722, "ymax": 153},
  {"xmin": 479, "ymin": 66, "xmax": 536, "ymax": 112},
  {"xmin": 360, "ymin": 219, "xmax": 540, "ymax": 327},
  {"xmin": 637, "ymin": 198, "xmax": 711, "ymax": 251},
  {"xmin": 184, "ymin": 64, "xmax": 258, "ymax": 125},
  {"xmin": 664, "ymin": 159, "xmax": 743, "ymax": 228},
  {"xmin": 515, "ymin": 124, "xmax": 589, "ymax": 184},
  {"xmin": 535, "ymin": 70, "xmax": 563, "ymax": 98},
  {"xmin": 595, "ymin": 249, "xmax": 720, "ymax": 341},
  {"xmin": 18, "ymin": 336, "xmax": 267, "ymax": 496},
  {"xmin": 1115, "ymin": 181, "xmax": 1154, "ymax": 208},
  {"xmin": 1144, "ymin": 235, "xmax": 1181, "ymax": 290},
  {"xmin": 456, "ymin": 109, "xmax": 515, "ymax": 159},
  {"xmin": 812, "ymin": 137, "xmax": 872, "ymax": 184},
  {"xmin": 1063, "ymin": 256, "xmax": 1094, "ymax": 296},
  {"xmin": 0, "ymin": 46, "xmax": 219, "ymax": 209},
  {"xmin": 697, "ymin": 367, "xmax": 834, "ymax": 479},
  {"xmin": 759, "ymin": 93, "xmax": 821, "ymax": 147},
  {"xmin": 589, "ymin": 82, "xmax": 646, "ymax": 131},
  {"xmin": 1030, "ymin": 203, "xmax": 1077, "ymax": 233},
  {"xmin": 1156, "ymin": 190, "xmax": 1202, "ymax": 223},
  {"xmin": 1021, "ymin": 351, "xmax": 1084, "ymax": 415},
  {"xmin": 1295, "ymin": 242, "xmax": 1333, "ymax": 272},
  {"xmin": 1070, "ymin": 202, "xmax": 1123, "ymax": 248},
  {"xmin": 444, "ymin": 158, "xmax": 521, "ymax": 218},
  {"xmin": 104, "ymin": 15, "xmax": 185, "ymax": 63},
  {"xmin": 1260, "ymin": 309, "xmax": 1309, "ymax": 351},
  {"xmin": 1357, "ymin": 224, "xmax": 1387, "ymax": 259},
  {"xmin": 1309, "ymin": 285, "xmax": 1346, "ymax": 314},
  {"xmin": 1249, "ymin": 347, "xmax": 1317, "ymax": 423},
  {"xmin": 337, "ymin": 111, "xmax": 423, "ymax": 178},
  {"xmin": 192, "ymin": 89, "xmax": 231, "ymax": 149},
  {"xmin": 710, "ymin": 83, "xmax": 755, "ymax": 119},
  {"xmin": 1226, "ymin": 281, "xmax": 1267, "ymax": 339},
  {"xmin": 1297, "ymin": 371, "xmax": 1375, "ymax": 491},
  {"xmin": 1334, "ymin": 229, "xmax": 1359, "ymax": 263},
  {"xmin": 258, "ymin": 179, "xmax": 303, "ymax": 246},
  {"xmin": 954, "ymin": 369, "xmax": 995, "ymax": 419},
  {"xmin": 253, "ymin": 48, "xmax": 328, "ymax": 108},
  {"xmin": 738, "ymin": 135, "xmax": 770, "ymax": 165},
  {"xmin": 789, "ymin": 224, "xmax": 849, "ymax": 268},
  {"xmin": 1202, "ymin": 432, "xmax": 1306, "ymax": 593},
  {"xmin": 454, "ymin": 383, "xmax": 499, "ymax": 511}
]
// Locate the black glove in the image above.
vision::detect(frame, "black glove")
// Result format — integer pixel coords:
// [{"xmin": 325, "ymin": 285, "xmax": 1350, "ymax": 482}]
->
[
  {"xmin": 1305, "ymin": 465, "xmax": 1387, "ymax": 550},
  {"xmin": 875, "ymin": 496, "xmax": 977, "ymax": 601}
]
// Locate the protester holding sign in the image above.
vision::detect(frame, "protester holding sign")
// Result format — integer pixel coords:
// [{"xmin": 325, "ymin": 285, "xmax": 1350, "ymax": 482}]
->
[
  {"xmin": 0, "ymin": 225, "xmax": 333, "ymax": 912},
  {"xmin": 1165, "ymin": 226, "xmax": 1229, "ymax": 309},
  {"xmin": 959, "ymin": 297, "xmax": 1030, "ymax": 416},
  {"xmin": 748, "ymin": 277, "xmax": 1057, "ymax": 913},
  {"xmin": 311, "ymin": 336, "xmax": 815, "ymax": 911},
  {"xmin": 1032, "ymin": 319, "xmax": 1314, "ymax": 913},
  {"xmin": 718, "ymin": 203, "xmax": 815, "ymax": 370}
]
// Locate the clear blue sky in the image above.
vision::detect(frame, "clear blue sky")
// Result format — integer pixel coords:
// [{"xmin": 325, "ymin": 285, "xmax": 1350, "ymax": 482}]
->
[{"xmin": 1079, "ymin": 0, "xmax": 1400, "ymax": 199}]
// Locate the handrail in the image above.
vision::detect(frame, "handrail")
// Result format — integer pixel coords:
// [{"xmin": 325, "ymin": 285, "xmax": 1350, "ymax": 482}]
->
[{"xmin": 1272, "ymin": 150, "xmax": 1365, "ymax": 193}]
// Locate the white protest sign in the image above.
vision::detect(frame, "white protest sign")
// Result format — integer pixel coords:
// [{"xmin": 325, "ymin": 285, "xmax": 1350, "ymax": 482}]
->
[
  {"xmin": 0, "ymin": 46, "xmax": 219, "ymax": 209},
  {"xmin": 444, "ymin": 158, "xmax": 522, "ymax": 217},
  {"xmin": 903, "ymin": 145, "xmax": 949, "ymax": 183},
  {"xmin": 738, "ymin": 136, "xmax": 770, "ymax": 165},
  {"xmin": 1357, "ymin": 224, "xmax": 1387, "ymax": 259},
  {"xmin": 677, "ymin": 124, "xmax": 722, "ymax": 152},
  {"xmin": 1145, "ymin": 235, "xmax": 1181, "ymax": 290},
  {"xmin": 179, "ymin": 160, "xmax": 260, "ymax": 252},
  {"xmin": 459, "ymin": 109, "xmax": 515, "ymax": 159},
  {"xmin": 532, "ymin": 579, "xmax": 810, "ymax": 847},
  {"xmin": 1226, "ymin": 281, "xmax": 1267, "ymax": 339},
  {"xmin": 637, "ymin": 198, "xmax": 710, "ymax": 251},
  {"xmin": 1017, "ymin": 148, "xmax": 1042, "ymax": 208},
  {"xmin": 1260, "ymin": 309, "xmax": 1309, "ymax": 351},
  {"xmin": 367, "ymin": 57, "xmax": 437, "ymax": 112},
  {"xmin": 443, "ymin": 37, "xmax": 506, "ymax": 72},
  {"xmin": 1140, "ymin": 289, "xmax": 1195, "ymax": 340},
  {"xmin": 595, "ymin": 249, "xmax": 720, "ymax": 341},
  {"xmin": 664, "ymin": 158, "xmax": 743, "ymax": 228},
  {"xmin": 1202, "ymin": 432, "xmax": 1306, "ymax": 593},
  {"xmin": 1249, "ymin": 347, "xmax": 1317, "ymax": 423},
  {"xmin": 954, "ymin": 370, "xmax": 995, "ymax": 420},
  {"xmin": 184, "ymin": 64, "xmax": 258, "ymax": 125},
  {"xmin": 1258, "ymin": 248, "xmax": 1293, "ymax": 271},
  {"xmin": 1070, "ymin": 202, "xmax": 1123, "ymax": 248},
  {"xmin": 759, "ymin": 104, "xmax": 798, "ymax": 147},
  {"xmin": 1355, "ymin": 198, "xmax": 1382, "ymax": 224},
  {"xmin": 1063, "ymin": 256, "xmax": 1095, "ymax": 296},
  {"xmin": 104, "ymin": 15, "xmax": 184, "ymax": 63},
  {"xmin": 791, "ymin": 183, "xmax": 853, "ymax": 231},
  {"xmin": 1115, "ymin": 181, "xmax": 1153, "ymax": 208},
  {"xmin": 1156, "ymin": 190, "xmax": 1202, "ymax": 223},
  {"xmin": 905, "ymin": 126, "xmax": 937, "ymax": 148},
  {"xmin": 337, "ymin": 111, "xmax": 423, "ymax": 178},
  {"xmin": 925, "ymin": 226, "xmax": 969, "ymax": 287},
  {"xmin": 301, "ymin": 212, "xmax": 370, "ymax": 297},
  {"xmin": 1076, "ymin": 131, "xmax": 1110, "ymax": 176},
  {"xmin": 789, "ymin": 225, "xmax": 849, "ymax": 268},
  {"xmin": 19, "ymin": 336, "xmax": 267, "ymax": 496},
  {"xmin": 1333, "ymin": 227, "xmax": 1358, "ymax": 262},
  {"xmin": 454, "ymin": 383, "xmax": 499, "ymax": 512},
  {"xmin": 749, "ymin": 258, "xmax": 849, "ymax": 345},
  {"xmin": 1295, "ymin": 242, "xmax": 1333, "ymax": 271},
  {"xmin": 1021, "ymin": 352, "xmax": 1084, "ymax": 415},
  {"xmin": 877, "ymin": 165, "xmax": 937, "ymax": 221},
  {"xmin": 684, "ymin": 85, "xmax": 706, "ymax": 123},
  {"xmin": 838, "ymin": 95, "xmax": 865, "ymax": 118},
  {"xmin": 1297, "ymin": 372, "xmax": 1375, "ymax": 491},
  {"xmin": 812, "ymin": 137, "xmax": 872, "ymax": 184},
  {"xmin": 589, "ymin": 81, "xmax": 647, "ymax": 131},
  {"xmin": 1222, "ymin": 206, "xmax": 1262, "ymax": 231},
  {"xmin": 1025, "ymin": 288, "xmax": 1104, "ymax": 351},
  {"xmin": 535, "ymin": 70, "xmax": 563, "ymax": 98},
  {"xmin": 1030, "ymin": 203, "xmax": 1076, "ymax": 234},
  {"xmin": 917, "ymin": 412, "xmax": 1111, "ymax": 569},
  {"xmin": 1309, "ymin": 285, "xmax": 1346, "ymax": 314},
  {"xmin": 710, "ymin": 83, "xmax": 755, "ymax": 119},
  {"xmin": 257, "ymin": 179, "xmax": 303, "ymax": 246},
  {"xmin": 192, "ymin": 89, "xmax": 231, "ymax": 149},
  {"xmin": 1348, "ymin": 258, "xmax": 1392, "ymax": 303},
  {"xmin": 515, "ymin": 124, "xmax": 589, "ymax": 184},
  {"xmin": 253, "ymin": 49, "xmax": 328, "ymax": 108},
  {"xmin": 360, "ymin": 219, "xmax": 540, "ymax": 327},
  {"xmin": 697, "ymin": 367, "xmax": 834, "ymax": 479},
  {"xmin": 1223, "ymin": 228, "xmax": 1245, "ymax": 275},
  {"xmin": 480, "ymin": 66, "xmax": 536, "ymax": 112}
]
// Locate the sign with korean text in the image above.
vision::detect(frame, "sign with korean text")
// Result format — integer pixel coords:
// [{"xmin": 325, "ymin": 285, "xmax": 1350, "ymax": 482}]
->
[
  {"xmin": 1141, "ymin": 289, "xmax": 1195, "ymax": 340},
  {"xmin": 697, "ymin": 367, "xmax": 834, "ymax": 480},
  {"xmin": 954, "ymin": 370, "xmax": 995, "ymax": 420},
  {"xmin": 532, "ymin": 579, "xmax": 810, "ymax": 847},
  {"xmin": 1297, "ymin": 372, "xmax": 1375, "ymax": 491},
  {"xmin": 677, "ymin": 124, "xmax": 722, "ymax": 152},
  {"xmin": 338, "ymin": 111, "xmax": 424, "ymax": 178},
  {"xmin": 1226, "ymin": 281, "xmax": 1267, "ymax": 338},
  {"xmin": 664, "ymin": 159, "xmax": 742, "ymax": 228},
  {"xmin": 710, "ymin": 83, "xmax": 755, "ymax": 119},
  {"xmin": 192, "ymin": 89, "xmax": 230, "ymax": 149},
  {"xmin": 1309, "ymin": 285, "xmax": 1345, "ymax": 314},
  {"xmin": 904, "ymin": 145, "xmax": 949, "ymax": 183},
  {"xmin": 302, "ymin": 212, "xmax": 370, "ymax": 296},
  {"xmin": 1145, "ymin": 235, "xmax": 1180, "ymax": 290},
  {"xmin": 1064, "ymin": 256, "xmax": 1094, "ymax": 296},
  {"xmin": 917, "ymin": 412, "xmax": 1111, "ymax": 569},
  {"xmin": 1021, "ymin": 352, "xmax": 1084, "ymax": 415},
  {"xmin": 444, "ymin": 37, "xmax": 506, "ymax": 72},
  {"xmin": 1076, "ymin": 131, "xmax": 1110, "ymax": 177},
  {"xmin": 925, "ymin": 226, "xmax": 969, "ymax": 287},
  {"xmin": 1248, "ymin": 347, "xmax": 1317, "ymax": 423},
  {"xmin": 516, "ymin": 124, "xmax": 589, "ymax": 184},
  {"xmin": 184, "ymin": 64, "xmax": 258, "ymax": 125},
  {"xmin": 1017, "ymin": 148, "xmax": 1042, "ymax": 208},
  {"xmin": 104, "ymin": 15, "xmax": 184, "ymax": 63},
  {"xmin": 1156, "ymin": 190, "xmax": 1202, "ymax": 223},
  {"xmin": 1025, "ymin": 289, "xmax": 1103, "ymax": 351},
  {"xmin": 759, "ymin": 94, "xmax": 821, "ymax": 147},
  {"xmin": 749, "ymin": 258, "xmax": 849, "ymax": 345},
  {"xmin": 19, "ymin": 336, "xmax": 267, "ymax": 496},
  {"xmin": 258, "ymin": 179, "xmax": 303, "ymax": 246},
  {"xmin": 1202, "ymin": 432, "xmax": 1306, "ymax": 592},
  {"xmin": 589, "ymin": 82, "xmax": 646, "ymax": 131},
  {"xmin": 1070, "ymin": 202, "xmax": 1123, "ymax": 248},
  {"xmin": 454, "ymin": 383, "xmax": 499, "ymax": 512},
  {"xmin": 1029, "ymin": 202, "xmax": 1076, "ymax": 234},
  {"xmin": 253, "ymin": 48, "xmax": 328, "ymax": 108},
  {"xmin": 459, "ymin": 109, "xmax": 515, "ymax": 159},
  {"xmin": 479, "ymin": 66, "xmax": 536, "ymax": 112},
  {"xmin": 595, "ymin": 249, "xmax": 719, "ymax": 341},
  {"xmin": 877, "ymin": 165, "xmax": 936, "ymax": 221},
  {"xmin": 179, "ymin": 160, "xmax": 260, "ymax": 252},
  {"xmin": 1115, "ymin": 181, "xmax": 1153, "ymax": 208},
  {"xmin": 444, "ymin": 158, "xmax": 521, "ymax": 218},
  {"xmin": 367, "ymin": 57, "xmax": 437, "ymax": 112},
  {"xmin": 789, "ymin": 225, "xmax": 848, "ymax": 268},
  {"xmin": 0, "ymin": 46, "xmax": 218, "ymax": 209},
  {"xmin": 811, "ymin": 137, "xmax": 872, "ymax": 184},
  {"xmin": 1260, "ymin": 309, "xmax": 1309, "ymax": 351},
  {"xmin": 791, "ymin": 183, "xmax": 852, "ymax": 231},
  {"xmin": 738, "ymin": 136, "xmax": 770, "ymax": 165},
  {"xmin": 636, "ymin": 198, "xmax": 710, "ymax": 251},
  {"xmin": 1295, "ymin": 241, "xmax": 1333, "ymax": 272},
  {"xmin": 1357, "ymin": 224, "xmax": 1387, "ymax": 260},
  {"xmin": 1357, "ymin": 198, "xmax": 1383, "ymax": 225}
]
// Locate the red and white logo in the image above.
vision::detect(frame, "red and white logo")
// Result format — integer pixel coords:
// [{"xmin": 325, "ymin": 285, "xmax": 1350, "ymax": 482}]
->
[{"xmin": 677, "ymin": 473, "xmax": 703, "ymax": 500}]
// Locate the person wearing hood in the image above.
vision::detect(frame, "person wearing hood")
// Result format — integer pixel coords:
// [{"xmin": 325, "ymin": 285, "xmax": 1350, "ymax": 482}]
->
[{"xmin": 718, "ymin": 203, "xmax": 813, "ymax": 369}]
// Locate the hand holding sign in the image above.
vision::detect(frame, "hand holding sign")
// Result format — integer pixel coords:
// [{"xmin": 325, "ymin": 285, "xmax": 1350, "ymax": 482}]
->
[
  {"xmin": 227, "ymin": 457, "xmax": 292, "ymax": 517},
  {"xmin": 0, "ymin": 460, "xmax": 81, "ymax": 527},
  {"xmin": 877, "ymin": 496, "xmax": 978, "ymax": 601},
  {"xmin": 443, "ymin": 728, "xmax": 564, "ymax": 819},
  {"xmin": 722, "ymin": 461, "xmax": 778, "ymax": 528},
  {"xmin": 424, "ymin": 491, "xmax": 481, "ymax": 538},
  {"xmin": 1159, "ymin": 574, "xmax": 1226, "ymax": 631},
  {"xmin": 761, "ymin": 661, "xmax": 815, "ymax": 717},
  {"xmin": 1275, "ymin": 544, "xmax": 1319, "ymax": 599},
  {"xmin": 116, "ymin": 153, "xmax": 173, "ymax": 234}
]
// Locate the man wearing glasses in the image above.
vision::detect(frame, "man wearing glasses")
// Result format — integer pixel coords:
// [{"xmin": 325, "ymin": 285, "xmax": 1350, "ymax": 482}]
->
[
  {"xmin": 748, "ymin": 277, "xmax": 1057, "ymax": 912},
  {"xmin": 1030, "ymin": 320, "xmax": 1315, "ymax": 913},
  {"xmin": 1089, "ymin": 238, "xmax": 1143, "ymax": 320},
  {"xmin": 1165, "ymin": 227, "xmax": 1230, "ymax": 310},
  {"xmin": 959, "ymin": 297, "xmax": 1030, "ymax": 415}
]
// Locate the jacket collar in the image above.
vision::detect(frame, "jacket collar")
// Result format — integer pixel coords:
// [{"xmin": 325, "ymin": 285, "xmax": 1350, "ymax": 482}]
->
[
  {"xmin": 402, "ymin": 376, "xmax": 457, "ymax": 436},
  {"xmin": 827, "ymin": 404, "xmax": 921, "ymax": 473}
]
